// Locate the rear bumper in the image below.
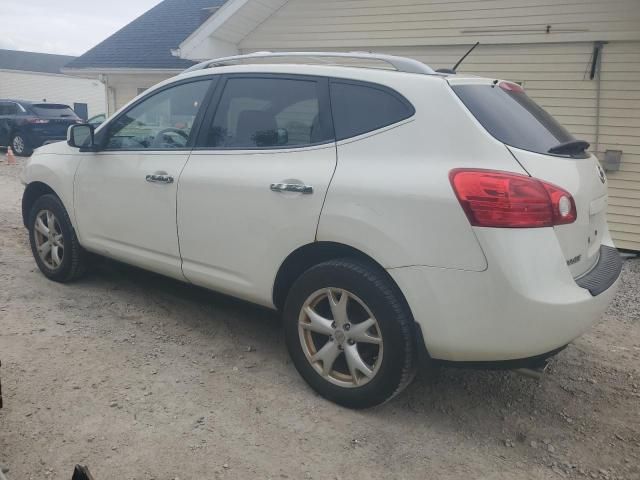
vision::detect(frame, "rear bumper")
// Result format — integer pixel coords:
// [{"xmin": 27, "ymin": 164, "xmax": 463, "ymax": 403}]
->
[
  {"xmin": 389, "ymin": 228, "xmax": 621, "ymax": 362},
  {"xmin": 575, "ymin": 245, "xmax": 623, "ymax": 296}
]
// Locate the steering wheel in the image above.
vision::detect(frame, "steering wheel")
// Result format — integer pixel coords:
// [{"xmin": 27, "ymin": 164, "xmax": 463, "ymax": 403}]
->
[{"xmin": 151, "ymin": 128, "xmax": 189, "ymax": 148}]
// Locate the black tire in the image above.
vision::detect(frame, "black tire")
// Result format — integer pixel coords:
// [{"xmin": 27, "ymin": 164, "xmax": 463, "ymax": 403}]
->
[
  {"xmin": 28, "ymin": 194, "xmax": 87, "ymax": 282},
  {"xmin": 284, "ymin": 258, "xmax": 416, "ymax": 409},
  {"xmin": 11, "ymin": 132, "xmax": 32, "ymax": 157}
]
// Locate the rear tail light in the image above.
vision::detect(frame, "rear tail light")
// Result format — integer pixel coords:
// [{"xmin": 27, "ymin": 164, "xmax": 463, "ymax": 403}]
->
[
  {"xmin": 449, "ymin": 169, "xmax": 577, "ymax": 228},
  {"xmin": 27, "ymin": 118, "xmax": 49, "ymax": 124}
]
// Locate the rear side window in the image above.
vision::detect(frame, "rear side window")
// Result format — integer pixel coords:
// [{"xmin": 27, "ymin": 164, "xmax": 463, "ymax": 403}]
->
[
  {"xmin": 31, "ymin": 104, "xmax": 79, "ymax": 119},
  {"xmin": 452, "ymin": 84, "xmax": 578, "ymax": 156},
  {"xmin": 330, "ymin": 80, "xmax": 415, "ymax": 141},
  {"xmin": 203, "ymin": 76, "xmax": 332, "ymax": 149}
]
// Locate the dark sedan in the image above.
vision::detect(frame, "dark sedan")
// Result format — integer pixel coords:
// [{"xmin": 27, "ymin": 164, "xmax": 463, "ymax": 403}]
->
[{"xmin": 0, "ymin": 99, "xmax": 82, "ymax": 156}]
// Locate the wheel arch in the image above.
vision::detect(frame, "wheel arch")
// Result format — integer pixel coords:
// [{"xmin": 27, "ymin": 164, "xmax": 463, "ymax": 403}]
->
[
  {"xmin": 22, "ymin": 181, "xmax": 59, "ymax": 227},
  {"xmin": 273, "ymin": 241, "xmax": 431, "ymax": 361},
  {"xmin": 273, "ymin": 241, "xmax": 408, "ymax": 313}
]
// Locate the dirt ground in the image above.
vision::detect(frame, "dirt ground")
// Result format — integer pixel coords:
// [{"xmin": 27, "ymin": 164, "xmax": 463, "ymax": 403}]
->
[{"xmin": 0, "ymin": 154, "xmax": 639, "ymax": 480}]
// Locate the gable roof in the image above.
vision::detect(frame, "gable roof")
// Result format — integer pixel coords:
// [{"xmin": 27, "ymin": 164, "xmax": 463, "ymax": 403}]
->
[
  {"xmin": 65, "ymin": 0, "xmax": 226, "ymax": 71},
  {"xmin": 0, "ymin": 49, "xmax": 76, "ymax": 74},
  {"xmin": 178, "ymin": 0, "xmax": 286, "ymax": 61}
]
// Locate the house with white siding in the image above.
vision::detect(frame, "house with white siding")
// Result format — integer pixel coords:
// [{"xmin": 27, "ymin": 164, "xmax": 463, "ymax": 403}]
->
[
  {"xmin": 66, "ymin": 0, "xmax": 640, "ymax": 251},
  {"xmin": 63, "ymin": 0, "xmax": 227, "ymax": 114},
  {"xmin": 0, "ymin": 49, "xmax": 106, "ymax": 119}
]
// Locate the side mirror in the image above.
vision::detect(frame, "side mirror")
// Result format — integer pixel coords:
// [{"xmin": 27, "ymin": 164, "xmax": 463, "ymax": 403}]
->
[{"xmin": 67, "ymin": 124, "xmax": 96, "ymax": 150}]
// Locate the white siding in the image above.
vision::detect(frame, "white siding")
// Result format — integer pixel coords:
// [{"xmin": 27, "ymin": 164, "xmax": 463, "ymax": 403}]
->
[
  {"xmin": 241, "ymin": 0, "xmax": 640, "ymax": 49},
  {"xmin": 0, "ymin": 70, "xmax": 106, "ymax": 117},
  {"xmin": 103, "ymin": 73, "xmax": 176, "ymax": 114},
  {"xmin": 212, "ymin": 0, "xmax": 288, "ymax": 44},
  {"xmin": 599, "ymin": 41, "xmax": 640, "ymax": 251}
]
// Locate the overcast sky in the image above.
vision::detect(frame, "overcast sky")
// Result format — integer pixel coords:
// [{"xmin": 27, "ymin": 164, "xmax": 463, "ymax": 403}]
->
[{"xmin": 0, "ymin": 0, "xmax": 163, "ymax": 56}]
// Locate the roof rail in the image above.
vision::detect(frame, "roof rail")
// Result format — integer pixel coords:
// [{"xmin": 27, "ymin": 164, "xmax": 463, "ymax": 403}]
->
[{"xmin": 182, "ymin": 51, "xmax": 437, "ymax": 75}]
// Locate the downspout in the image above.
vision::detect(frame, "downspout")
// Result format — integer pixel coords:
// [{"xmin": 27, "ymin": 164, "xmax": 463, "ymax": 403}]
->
[
  {"xmin": 591, "ymin": 41, "xmax": 607, "ymax": 156},
  {"xmin": 98, "ymin": 74, "xmax": 109, "ymax": 116},
  {"xmin": 109, "ymin": 85, "xmax": 117, "ymax": 116}
]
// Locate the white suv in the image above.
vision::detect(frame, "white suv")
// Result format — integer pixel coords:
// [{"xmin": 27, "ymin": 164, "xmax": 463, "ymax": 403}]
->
[{"xmin": 21, "ymin": 52, "xmax": 622, "ymax": 408}]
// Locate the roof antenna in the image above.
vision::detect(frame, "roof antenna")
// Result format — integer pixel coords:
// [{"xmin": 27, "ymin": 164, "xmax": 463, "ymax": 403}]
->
[{"xmin": 436, "ymin": 42, "xmax": 480, "ymax": 74}]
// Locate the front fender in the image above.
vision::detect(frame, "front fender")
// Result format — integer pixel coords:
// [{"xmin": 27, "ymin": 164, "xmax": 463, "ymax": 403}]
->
[{"xmin": 22, "ymin": 150, "xmax": 81, "ymax": 229}]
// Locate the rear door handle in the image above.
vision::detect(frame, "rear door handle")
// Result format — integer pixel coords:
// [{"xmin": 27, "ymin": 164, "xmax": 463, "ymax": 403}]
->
[
  {"xmin": 270, "ymin": 183, "xmax": 314, "ymax": 194},
  {"xmin": 146, "ymin": 173, "xmax": 174, "ymax": 184}
]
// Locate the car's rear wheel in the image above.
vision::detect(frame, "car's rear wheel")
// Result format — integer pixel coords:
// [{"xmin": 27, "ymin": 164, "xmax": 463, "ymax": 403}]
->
[
  {"xmin": 11, "ymin": 133, "xmax": 32, "ymax": 157},
  {"xmin": 28, "ymin": 194, "xmax": 87, "ymax": 282},
  {"xmin": 284, "ymin": 258, "xmax": 416, "ymax": 409}
]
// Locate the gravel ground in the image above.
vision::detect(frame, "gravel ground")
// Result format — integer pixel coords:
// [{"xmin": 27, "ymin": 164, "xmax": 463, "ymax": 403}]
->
[{"xmin": 0, "ymin": 154, "xmax": 639, "ymax": 480}]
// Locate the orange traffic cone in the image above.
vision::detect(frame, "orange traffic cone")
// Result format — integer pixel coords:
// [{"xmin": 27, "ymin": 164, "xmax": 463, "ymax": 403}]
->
[{"xmin": 6, "ymin": 147, "xmax": 16, "ymax": 165}]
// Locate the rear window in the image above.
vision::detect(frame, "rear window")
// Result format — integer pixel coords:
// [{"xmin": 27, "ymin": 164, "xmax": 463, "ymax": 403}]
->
[
  {"xmin": 330, "ymin": 80, "xmax": 415, "ymax": 141},
  {"xmin": 452, "ymin": 84, "xmax": 579, "ymax": 157},
  {"xmin": 31, "ymin": 104, "xmax": 79, "ymax": 119}
]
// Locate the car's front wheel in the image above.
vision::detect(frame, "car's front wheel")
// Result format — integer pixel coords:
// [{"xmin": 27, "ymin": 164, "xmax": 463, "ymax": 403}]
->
[
  {"xmin": 11, "ymin": 133, "xmax": 32, "ymax": 157},
  {"xmin": 28, "ymin": 194, "xmax": 87, "ymax": 282},
  {"xmin": 284, "ymin": 259, "xmax": 417, "ymax": 409}
]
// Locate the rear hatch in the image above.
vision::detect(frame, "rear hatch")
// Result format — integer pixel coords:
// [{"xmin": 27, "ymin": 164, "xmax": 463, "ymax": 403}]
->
[
  {"xmin": 29, "ymin": 103, "xmax": 80, "ymax": 138},
  {"xmin": 449, "ymin": 77, "xmax": 608, "ymax": 278}
]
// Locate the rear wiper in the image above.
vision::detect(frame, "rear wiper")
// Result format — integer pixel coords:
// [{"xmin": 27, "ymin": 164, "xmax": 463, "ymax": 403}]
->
[{"xmin": 548, "ymin": 140, "xmax": 590, "ymax": 156}]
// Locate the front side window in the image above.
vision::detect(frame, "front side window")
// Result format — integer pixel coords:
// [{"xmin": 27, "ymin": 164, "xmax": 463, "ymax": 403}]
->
[
  {"xmin": 203, "ymin": 77, "xmax": 331, "ymax": 149},
  {"xmin": 104, "ymin": 80, "xmax": 211, "ymax": 150},
  {"xmin": 330, "ymin": 80, "xmax": 415, "ymax": 141}
]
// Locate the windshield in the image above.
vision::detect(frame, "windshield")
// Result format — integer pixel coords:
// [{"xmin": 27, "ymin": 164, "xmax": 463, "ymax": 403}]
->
[
  {"xmin": 31, "ymin": 104, "xmax": 79, "ymax": 119},
  {"xmin": 452, "ymin": 83, "xmax": 586, "ymax": 157}
]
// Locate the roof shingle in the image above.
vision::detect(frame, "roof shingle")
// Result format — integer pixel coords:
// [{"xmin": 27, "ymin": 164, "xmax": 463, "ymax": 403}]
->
[
  {"xmin": 65, "ymin": 0, "xmax": 226, "ymax": 70},
  {"xmin": 0, "ymin": 49, "xmax": 76, "ymax": 74}
]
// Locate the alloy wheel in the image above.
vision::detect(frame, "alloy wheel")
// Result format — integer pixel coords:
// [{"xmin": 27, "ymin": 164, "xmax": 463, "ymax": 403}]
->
[
  {"xmin": 34, "ymin": 210, "xmax": 64, "ymax": 269},
  {"xmin": 12, "ymin": 135, "xmax": 25, "ymax": 154},
  {"xmin": 298, "ymin": 288, "xmax": 384, "ymax": 388}
]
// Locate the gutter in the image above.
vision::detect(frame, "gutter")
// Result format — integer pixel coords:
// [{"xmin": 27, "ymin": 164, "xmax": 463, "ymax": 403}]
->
[{"xmin": 61, "ymin": 67, "xmax": 186, "ymax": 77}]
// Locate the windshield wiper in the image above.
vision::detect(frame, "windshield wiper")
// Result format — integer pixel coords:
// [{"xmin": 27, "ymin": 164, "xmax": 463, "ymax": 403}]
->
[{"xmin": 548, "ymin": 140, "xmax": 590, "ymax": 156}]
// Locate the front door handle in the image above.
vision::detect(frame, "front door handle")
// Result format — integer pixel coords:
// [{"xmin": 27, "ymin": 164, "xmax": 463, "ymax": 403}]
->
[
  {"xmin": 270, "ymin": 183, "xmax": 313, "ymax": 194},
  {"xmin": 146, "ymin": 173, "xmax": 174, "ymax": 184}
]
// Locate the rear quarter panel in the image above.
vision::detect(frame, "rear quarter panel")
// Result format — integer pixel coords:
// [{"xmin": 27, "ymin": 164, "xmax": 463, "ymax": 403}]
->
[{"xmin": 317, "ymin": 76, "xmax": 524, "ymax": 271}]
